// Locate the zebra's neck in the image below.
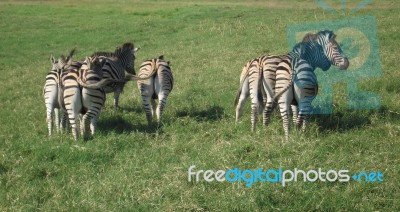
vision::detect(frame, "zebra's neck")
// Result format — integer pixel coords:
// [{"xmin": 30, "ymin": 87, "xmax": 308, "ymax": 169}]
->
[{"xmin": 290, "ymin": 41, "xmax": 331, "ymax": 71}]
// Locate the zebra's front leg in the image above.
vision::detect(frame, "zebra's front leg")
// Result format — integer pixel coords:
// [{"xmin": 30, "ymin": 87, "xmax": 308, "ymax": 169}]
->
[
  {"xmin": 113, "ymin": 88, "xmax": 121, "ymax": 108},
  {"xmin": 296, "ymin": 98, "xmax": 313, "ymax": 132}
]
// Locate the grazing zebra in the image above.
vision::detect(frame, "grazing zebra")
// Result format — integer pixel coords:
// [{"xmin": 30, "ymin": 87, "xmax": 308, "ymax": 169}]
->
[
  {"xmin": 234, "ymin": 57, "xmax": 264, "ymax": 132},
  {"xmin": 43, "ymin": 49, "xmax": 75, "ymax": 136},
  {"xmin": 91, "ymin": 42, "xmax": 139, "ymax": 108},
  {"xmin": 234, "ymin": 55, "xmax": 285, "ymax": 131},
  {"xmin": 137, "ymin": 55, "xmax": 173, "ymax": 127},
  {"xmin": 274, "ymin": 30, "xmax": 349, "ymax": 140}
]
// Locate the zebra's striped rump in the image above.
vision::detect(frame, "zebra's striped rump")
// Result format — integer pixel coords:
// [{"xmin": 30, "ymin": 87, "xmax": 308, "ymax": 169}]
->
[
  {"xmin": 43, "ymin": 48, "xmax": 75, "ymax": 136},
  {"xmin": 79, "ymin": 56, "xmax": 108, "ymax": 140},
  {"xmin": 59, "ymin": 56, "xmax": 112, "ymax": 140},
  {"xmin": 235, "ymin": 55, "xmax": 285, "ymax": 131},
  {"xmin": 234, "ymin": 57, "xmax": 263, "ymax": 132},
  {"xmin": 137, "ymin": 55, "xmax": 173, "ymax": 127}
]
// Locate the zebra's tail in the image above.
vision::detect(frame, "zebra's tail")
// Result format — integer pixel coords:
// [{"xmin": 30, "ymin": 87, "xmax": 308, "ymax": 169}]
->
[
  {"xmin": 58, "ymin": 81, "xmax": 65, "ymax": 111},
  {"xmin": 272, "ymin": 73, "xmax": 294, "ymax": 103},
  {"xmin": 124, "ymin": 74, "xmax": 154, "ymax": 81},
  {"xmin": 234, "ymin": 72, "xmax": 251, "ymax": 107},
  {"xmin": 234, "ymin": 85, "xmax": 242, "ymax": 107},
  {"xmin": 77, "ymin": 78, "xmax": 121, "ymax": 89}
]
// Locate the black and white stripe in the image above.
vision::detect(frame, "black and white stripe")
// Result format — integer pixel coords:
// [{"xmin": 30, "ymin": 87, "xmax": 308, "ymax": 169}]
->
[
  {"xmin": 43, "ymin": 49, "xmax": 75, "ymax": 136},
  {"xmin": 274, "ymin": 30, "xmax": 349, "ymax": 140},
  {"xmin": 137, "ymin": 55, "xmax": 173, "ymax": 127},
  {"xmin": 234, "ymin": 55, "xmax": 285, "ymax": 131},
  {"xmin": 91, "ymin": 42, "xmax": 139, "ymax": 108},
  {"xmin": 59, "ymin": 56, "xmax": 116, "ymax": 140}
]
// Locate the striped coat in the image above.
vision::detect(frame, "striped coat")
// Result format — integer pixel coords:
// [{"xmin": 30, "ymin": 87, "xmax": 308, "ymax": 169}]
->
[
  {"xmin": 137, "ymin": 55, "xmax": 173, "ymax": 127},
  {"xmin": 43, "ymin": 49, "xmax": 75, "ymax": 136}
]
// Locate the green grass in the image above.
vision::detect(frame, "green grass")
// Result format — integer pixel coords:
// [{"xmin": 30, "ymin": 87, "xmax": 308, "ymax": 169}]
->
[{"xmin": 0, "ymin": 0, "xmax": 399, "ymax": 211}]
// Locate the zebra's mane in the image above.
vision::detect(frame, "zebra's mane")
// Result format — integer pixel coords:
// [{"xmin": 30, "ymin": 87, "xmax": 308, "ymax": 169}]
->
[
  {"xmin": 91, "ymin": 42, "xmax": 134, "ymax": 58},
  {"xmin": 302, "ymin": 33, "xmax": 318, "ymax": 43}
]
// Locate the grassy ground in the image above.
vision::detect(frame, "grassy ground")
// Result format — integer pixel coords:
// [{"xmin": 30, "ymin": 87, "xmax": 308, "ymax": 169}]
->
[{"xmin": 0, "ymin": 0, "xmax": 399, "ymax": 211}]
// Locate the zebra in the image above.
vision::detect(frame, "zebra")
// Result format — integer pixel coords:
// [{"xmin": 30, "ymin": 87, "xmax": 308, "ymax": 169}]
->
[
  {"xmin": 234, "ymin": 55, "xmax": 285, "ymax": 131},
  {"xmin": 273, "ymin": 30, "xmax": 349, "ymax": 140},
  {"xmin": 59, "ymin": 55, "xmax": 145, "ymax": 140},
  {"xmin": 43, "ymin": 49, "xmax": 75, "ymax": 136},
  {"xmin": 234, "ymin": 57, "xmax": 264, "ymax": 131},
  {"xmin": 91, "ymin": 42, "xmax": 140, "ymax": 108},
  {"xmin": 58, "ymin": 56, "xmax": 109, "ymax": 140},
  {"xmin": 137, "ymin": 55, "xmax": 173, "ymax": 128}
]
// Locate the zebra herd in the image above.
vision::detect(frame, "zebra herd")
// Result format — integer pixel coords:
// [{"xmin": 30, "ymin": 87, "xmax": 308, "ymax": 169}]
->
[
  {"xmin": 235, "ymin": 30, "xmax": 349, "ymax": 140},
  {"xmin": 43, "ymin": 42, "xmax": 174, "ymax": 140},
  {"xmin": 44, "ymin": 30, "xmax": 349, "ymax": 141}
]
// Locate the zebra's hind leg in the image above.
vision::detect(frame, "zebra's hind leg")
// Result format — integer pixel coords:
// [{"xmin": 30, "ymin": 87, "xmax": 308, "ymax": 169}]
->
[
  {"xmin": 82, "ymin": 113, "xmax": 95, "ymax": 141},
  {"xmin": 156, "ymin": 93, "xmax": 169, "ymax": 128},
  {"xmin": 278, "ymin": 90, "xmax": 293, "ymax": 141},
  {"xmin": 142, "ymin": 95, "xmax": 154, "ymax": 127},
  {"xmin": 250, "ymin": 86, "xmax": 260, "ymax": 132},
  {"xmin": 54, "ymin": 108, "xmax": 60, "ymax": 133},
  {"xmin": 46, "ymin": 107, "xmax": 53, "ymax": 136},
  {"xmin": 263, "ymin": 99, "xmax": 275, "ymax": 127},
  {"xmin": 251, "ymin": 103, "xmax": 259, "ymax": 132},
  {"xmin": 291, "ymin": 105, "xmax": 298, "ymax": 125},
  {"xmin": 68, "ymin": 112, "xmax": 80, "ymax": 141}
]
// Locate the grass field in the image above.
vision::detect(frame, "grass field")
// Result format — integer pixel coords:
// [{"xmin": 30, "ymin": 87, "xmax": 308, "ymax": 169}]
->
[{"xmin": 0, "ymin": 0, "xmax": 399, "ymax": 210}]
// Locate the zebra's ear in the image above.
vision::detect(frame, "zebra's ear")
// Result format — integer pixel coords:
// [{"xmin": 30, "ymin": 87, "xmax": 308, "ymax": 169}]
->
[
  {"xmin": 302, "ymin": 33, "xmax": 317, "ymax": 42},
  {"xmin": 63, "ymin": 57, "xmax": 73, "ymax": 70},
  {"xmin": 50, "ymin": 55, "xmax": 56, "ymax": 63},
  {"xmin": 100, "ymin": 58, "xmax": 107, "ymax": 67},
  {"xmin": 158, "ymin": 55, "xmax": 164, "ymax": 60}
]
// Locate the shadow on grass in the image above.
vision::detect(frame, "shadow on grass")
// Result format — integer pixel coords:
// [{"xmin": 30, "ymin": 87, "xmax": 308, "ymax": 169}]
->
[
  {"xmin": 175, "ymin": 105, "xmax": 225, "ymax": 122},
  {"xmin": 312, "ymin": 106, "xmax": 399, "ymax": 132},
  {"xmin": 97, "ymin": 115, "xmax": 158, "ymax": 134}
]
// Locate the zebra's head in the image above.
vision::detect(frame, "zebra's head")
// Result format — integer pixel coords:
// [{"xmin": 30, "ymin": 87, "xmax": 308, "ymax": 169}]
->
[
  {"xmin": 306, "ymin": 30, "xmax": 350, "ymax": 70},
  {"xmin": 84, "ymin": 56, "xmax": 106, "ymax": 76},
  {"xmin": 115, "ymin": 42, "xmax": 140, "ymax": 75},
  {"xmin": 51, "ymin": 48, "xmax": 77, "ymax": 72},
  {"xmin": 50, "ymin": 54, "xmax": 66, "ymax": 72}
]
